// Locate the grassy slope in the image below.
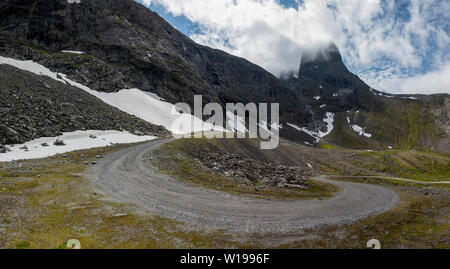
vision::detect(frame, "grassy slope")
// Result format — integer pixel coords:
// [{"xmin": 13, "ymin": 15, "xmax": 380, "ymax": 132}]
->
[{"xmin": 323, "ymin": 96, "xmax": 448, "ymax": 153}]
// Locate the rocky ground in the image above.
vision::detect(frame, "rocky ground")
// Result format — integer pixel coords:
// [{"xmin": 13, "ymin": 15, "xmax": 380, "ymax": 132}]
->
[
  {"xmin": 198, "ymin": 153, "xmax": 311, "ymax": 189},
  {"xmin": 0, "ymin": 64, "xmax": 168, "ymax": 147}
]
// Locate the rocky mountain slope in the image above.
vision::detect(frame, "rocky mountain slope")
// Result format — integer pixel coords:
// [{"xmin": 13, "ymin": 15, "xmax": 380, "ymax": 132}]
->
[
  {"xmin": 0, "ymin": 64, "xmax": 167, "ymax": 146},
  {"xmin": 282, "ymin": 44, "xmax": 449, "ymax": 152},
  {"xmin": 0, "ymin": 0, "xmax": 305, "ymax": 122},
  {"xmin": 0, "ymin": 0, "xmax": 448, "ymax": 153}
]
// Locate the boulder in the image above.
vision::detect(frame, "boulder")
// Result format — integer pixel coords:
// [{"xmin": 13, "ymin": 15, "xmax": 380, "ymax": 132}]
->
[
  {"xmin": 0, "ymin": 145, "xmax": 11, "ymax": 153},
  {"xmin": 286, "ymin": 184, "xmax": 307, "ymax": 189},
  {"xmin": 2, "ymin": 126, "xmax": 20, "ymax": 144},
  {"xmin": 53, "ymin": 139, "xmax": 65, "ymax": 146}
]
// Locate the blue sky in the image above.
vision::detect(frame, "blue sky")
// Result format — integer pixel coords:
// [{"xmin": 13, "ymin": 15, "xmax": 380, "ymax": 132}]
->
[{"xmin": 137, "ymin": 0, "xmax": 450, "ymax": 94}]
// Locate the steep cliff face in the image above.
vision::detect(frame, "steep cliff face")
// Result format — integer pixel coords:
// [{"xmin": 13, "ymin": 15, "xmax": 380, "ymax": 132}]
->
[{"xmin": 0, "ymin": 0, "xmax": 305, "ymax": 123}]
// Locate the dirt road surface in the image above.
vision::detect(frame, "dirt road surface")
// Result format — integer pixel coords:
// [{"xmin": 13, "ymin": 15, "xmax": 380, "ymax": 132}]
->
[{"xmin": 86, "ymin": 138, "xmax": 400, "ymax": 233}]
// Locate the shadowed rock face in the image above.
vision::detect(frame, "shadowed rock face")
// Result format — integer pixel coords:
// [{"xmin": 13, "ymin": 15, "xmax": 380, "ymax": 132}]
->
[
  {"xmin": 0, "ymin": 0, "xmax": 306, "ymax": 124},
  {"xmin": 294, "ymin": 43, "xmax": 376, "ymax": 110}
]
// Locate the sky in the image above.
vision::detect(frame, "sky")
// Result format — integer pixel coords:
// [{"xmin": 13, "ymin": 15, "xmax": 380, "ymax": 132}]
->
[{"xmin": 136, "ymin": 0, "xmax": 450, "ymax": 95}]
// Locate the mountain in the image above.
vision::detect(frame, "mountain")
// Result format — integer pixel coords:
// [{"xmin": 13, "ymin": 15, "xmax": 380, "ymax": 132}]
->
[
  {"xmin": 0, "ymin": 0, "xmax": 448, "ymax": 153},
  {"xmin": 282, "ymin": 44, "xmax": 450, "ymax": 152},
  {"xmin": 0, "ymin": 0, "xmax": 305, "ymax": 122}
]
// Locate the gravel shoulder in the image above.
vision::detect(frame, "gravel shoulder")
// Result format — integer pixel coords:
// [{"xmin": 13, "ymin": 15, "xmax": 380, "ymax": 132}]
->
[
  {"xmin": 330, "ymin": 175, "xmax": 450, "ymax": 185},
  {"xmin": 86, "ymin": 138, "xmax": 400, "ymax": 234}
]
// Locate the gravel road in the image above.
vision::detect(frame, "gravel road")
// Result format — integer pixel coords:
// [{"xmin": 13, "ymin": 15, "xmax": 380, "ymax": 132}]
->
[{"xmin": 86, "ymin": 138, "xmax": 400, "ymax": 233}]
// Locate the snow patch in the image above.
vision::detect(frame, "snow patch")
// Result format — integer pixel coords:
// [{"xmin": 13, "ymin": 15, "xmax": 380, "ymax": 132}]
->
[
  {"xmin": 0, "ymin": 130, "xmax": 156, "ymax": 162},
  {"xmin": 351, "ymin": 125, "xmax": 372, "ymax": 138},
  {"xmin": 347, "ymin": 117, "xmax": 372, "ymax": 138},
  {"xmin": 0, "ymin": 56, "xmax": 224, "ymax": 135},
  {"xmin": 258, "ymin": 121, "xmax": 282, "ymax": 135},
  {"xmin": 320, "ymin": 104, "xmax": 326, "ymax": 108},
  {"xmin": 61, "ymin": 50, "xmax": 85, "ymax": 55},
  {"xmin": 287, "ymin": 112, "xmax": 335, "ymax": 142},
  {"xmin": 321, "ymin": 112, "xmax": 335, "ymax": 137},
  {"xmin": 287, "ymin": 123, "xmax": 320, "ymax": 142},
  {"xmin": 226, "ymin": 111, "xmax": 248, "ymax": 133},
  {"xmin": 313, "ymin": 96, "xmax": 322, "ymax": 100}
]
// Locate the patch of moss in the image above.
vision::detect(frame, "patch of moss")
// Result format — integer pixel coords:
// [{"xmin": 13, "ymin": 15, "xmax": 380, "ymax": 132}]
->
[{"xmin": 316, "ymin": 143, "xmax": 342, "ymax": 150}]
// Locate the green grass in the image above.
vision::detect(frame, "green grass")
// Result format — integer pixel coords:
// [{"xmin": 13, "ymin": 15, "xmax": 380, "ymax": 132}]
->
[
  {"xmin": 279, "ymin": 190, "xmax": 450, "ymax": 249},
  {"xmin": 1, "ymin": 140, "xmax": 448, "ymax": 249},
  {"xmin": 351, "ymin": 150, "xmax": 450, "ymax": 182},
  {"xmin": 316, "ymin": 143, "xmax": 342, "ymax": 150},
  {"xmin": 0, "ymin": 143, "xmax": 244, "ymax": 249}
]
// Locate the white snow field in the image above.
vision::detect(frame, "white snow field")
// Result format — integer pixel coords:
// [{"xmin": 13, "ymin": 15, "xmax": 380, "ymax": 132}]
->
[
  {"xmin": 287, "ymin": 112, "xmax": 335, "ymax": 142},
  {"xmin": 0, "ymin": 55, "xmax": 231, "ymax": 161},
  {"xmin": 0, "ymin": 130, "xmax": 156, "ymax": 162},
  {"xmin": 0, "ymin": 56, "xmax": 225, "ymax": 135}
]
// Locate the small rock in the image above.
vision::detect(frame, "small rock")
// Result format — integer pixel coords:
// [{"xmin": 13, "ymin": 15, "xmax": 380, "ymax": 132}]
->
[
  {"xmin": 91, "ymin": 161, "xmax": 98, "ymax": 165},
  {"xmin": 89, "ymin": 135, "xmax": 97, "ymax": 139},
  {"xmin": 96, "ymin": 154, "xmax": 104, "ymax": 159},
  {"xmin": 20, "ymin": 145, "xmax": 28, "ymax": 150},
  {"xmin": 286, "ymin": 184, "xmax": 307, "ymax": 189},
  {"xmin": 41, "ymin": 143, "xmax": 49, "ymax": 147},
  {"xmin": 53, "ymin": 139, "xmax": 65, "ymax": 146},
  {"xmin": 0, "ymin": 145, "xmax": 11, "ymax": 153}
]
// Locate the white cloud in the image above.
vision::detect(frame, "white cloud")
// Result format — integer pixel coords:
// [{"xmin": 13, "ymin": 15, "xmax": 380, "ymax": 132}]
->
[
  {"xmin": 363, "ymin": 62, "xmax": 450, "ymax": 95},
  {"xmin": 139, "ymin": 0, "xmax": 450, "ymax": 95}
]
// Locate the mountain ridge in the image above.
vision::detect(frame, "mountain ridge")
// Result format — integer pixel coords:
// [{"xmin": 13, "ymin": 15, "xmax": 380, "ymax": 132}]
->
[{"xmin": 0, "ymin": 0, "xmax": 448, "ymax": 152}]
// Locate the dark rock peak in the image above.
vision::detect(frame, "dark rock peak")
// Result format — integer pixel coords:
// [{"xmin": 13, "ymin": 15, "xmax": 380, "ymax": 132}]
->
[
  {"xmin": 295, "ymin": 42, "xmax": 369, "ymax": 96},
  {"xmin": 300, "ymin": 42, "xmax": 342, "ymax": 65}
]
